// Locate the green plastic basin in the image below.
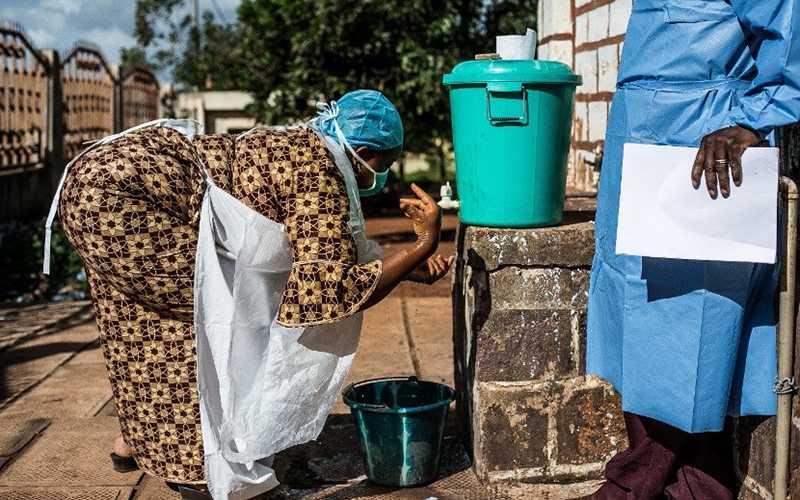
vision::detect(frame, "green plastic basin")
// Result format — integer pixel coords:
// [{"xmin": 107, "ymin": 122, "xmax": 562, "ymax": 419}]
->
[{"xmin": 343, "ymin": 376, "xmax": 455, "ymax": 487}]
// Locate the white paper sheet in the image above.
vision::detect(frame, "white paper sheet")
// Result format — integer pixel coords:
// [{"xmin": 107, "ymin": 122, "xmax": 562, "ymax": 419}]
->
[
  {"xmin": 496, "ymin": 28, "xmax": 537, "ymax": 60},
  {"xmin": 616, "ymin": 143, "xmax": 779, "ymax": 264}
]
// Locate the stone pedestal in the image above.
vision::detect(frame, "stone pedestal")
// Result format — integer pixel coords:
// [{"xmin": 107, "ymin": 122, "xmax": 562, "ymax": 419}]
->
[
  {"xmin": 452, "ymin": 214, "xmax": 627, "ymax": 485},
  {"xmin": 451, "ymin": 212, "xmax": 800, "ymax": 498}
]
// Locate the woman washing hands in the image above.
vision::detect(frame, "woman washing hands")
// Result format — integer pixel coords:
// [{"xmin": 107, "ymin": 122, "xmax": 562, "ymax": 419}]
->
[
  {"xmin": 53, "ymin": 89, "xmax": 454, "ymax": 499},
  {"xmin": 401, "ymin": 188, "xmax": 456, "ymax": 285},
  {"xmin": 362, "ymin": 183, "xmax": 454, "ymax": 308}
]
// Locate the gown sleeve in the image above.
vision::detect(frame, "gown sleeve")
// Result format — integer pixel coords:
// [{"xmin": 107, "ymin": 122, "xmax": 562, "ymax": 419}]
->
[
  {"xmin": 276, "ymin": 130, "xmax": 382, "ymax": 328},
  {"xmin": 727, "ymin": 0, "xmax": 800, "ymax": 135}
]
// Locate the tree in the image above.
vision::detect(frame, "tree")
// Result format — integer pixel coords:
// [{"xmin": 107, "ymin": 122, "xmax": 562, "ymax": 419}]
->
[
  {"xmin": 484, "ymin": 0, "xmax": 539, "ymax": 48},
  {"xmin": 120, "ymin": 46, "xmax": 150, "ymax": 69},
  {"xmin": 127, "ymin": 0, "xmax": 537, "ymax": 170},
  {"xmin": 236, "ymin": 0, "xmax": 490, "ymax": 177},
  {"xmin": 131, "ymin": 0, "xmax": 246, "ymax": 90}
]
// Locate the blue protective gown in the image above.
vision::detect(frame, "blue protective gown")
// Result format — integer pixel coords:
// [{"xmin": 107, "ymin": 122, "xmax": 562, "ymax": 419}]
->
[{"xmin": 587, "ymin": 0, "xmax": 800, "ymax": 433}]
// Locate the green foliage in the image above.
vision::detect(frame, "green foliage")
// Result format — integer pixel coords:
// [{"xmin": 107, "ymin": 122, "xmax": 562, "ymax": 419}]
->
[
  {"xmin": 235, "ymin": 0, "xmax": 522, "ymax": 159},
  {"xmin": 0, "ymin": 222, "xmax": 87, "ymax": 304},
  {"xmin": 120, "ymin": 46, "xmax": 150, "ymax": 69},
  {"xmin": 485, "ymin": 0, "xmax": 540, "ymax": 44},
  {"xmin": 238, "ymin": 0, "xmax": 537, "ymax": 159},
  {"xmin": 131, "ymin": 0, "xmax": 249, "ymax": 90},
  {"xmin": 128, "ymin": 0, "xmax": 538, "ymax": 159}
]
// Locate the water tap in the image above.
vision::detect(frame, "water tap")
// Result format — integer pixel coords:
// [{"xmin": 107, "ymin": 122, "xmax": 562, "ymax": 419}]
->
[{"xmin": 437, "ymin": 182, "xmax": 460, "ymax": 210}]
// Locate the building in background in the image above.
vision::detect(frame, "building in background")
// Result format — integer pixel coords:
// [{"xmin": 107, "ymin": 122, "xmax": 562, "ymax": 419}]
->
[
  {"xmin": 537, "ymin": 0, "xmax": 632, "ymax": 193},
  {"xmin": 175, "ymin": 90, "xmax": 256, "ymax": 134}
]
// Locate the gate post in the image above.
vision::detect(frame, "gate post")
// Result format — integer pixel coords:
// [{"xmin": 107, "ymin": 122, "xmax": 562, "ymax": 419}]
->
[
  {"xmin": 44, "ymin": 49, "xmax": 64, "ymax": 195},
  {"xmin": 113, "ymin": 66, "xmax": 122, "ymax": 133}
]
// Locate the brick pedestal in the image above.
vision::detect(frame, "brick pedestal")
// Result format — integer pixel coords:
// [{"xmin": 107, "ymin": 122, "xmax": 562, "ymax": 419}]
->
[{"xmin": 452, "ymin": 214, "xmax": 627, "ymax": 485}]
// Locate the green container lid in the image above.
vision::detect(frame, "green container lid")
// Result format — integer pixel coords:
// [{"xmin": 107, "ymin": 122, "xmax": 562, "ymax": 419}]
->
[{"xmin": 443, "ymin": 59, "xmax": 582, "ymax": 86}]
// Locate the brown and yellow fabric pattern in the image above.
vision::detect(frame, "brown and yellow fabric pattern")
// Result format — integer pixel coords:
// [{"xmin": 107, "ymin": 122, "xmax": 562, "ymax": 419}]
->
[{"xmin": 59, "ymin": 125, "xmax": 381, "ymax": 483}]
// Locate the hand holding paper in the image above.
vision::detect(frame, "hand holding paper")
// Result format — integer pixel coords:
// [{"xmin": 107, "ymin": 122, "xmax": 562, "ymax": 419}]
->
[
  {"xmin": 616, "ymin": 143, "xmax": 779, "ymax": 264},
  {"xmin": 690, "ymin": 125, "xmax": 763, "ymax": 199}
]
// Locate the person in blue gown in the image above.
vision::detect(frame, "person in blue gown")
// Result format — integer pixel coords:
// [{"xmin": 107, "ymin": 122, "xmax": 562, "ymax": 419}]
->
[{"xmin": 585, "ymin": 1, "xmax": 800, "ymax": 498}]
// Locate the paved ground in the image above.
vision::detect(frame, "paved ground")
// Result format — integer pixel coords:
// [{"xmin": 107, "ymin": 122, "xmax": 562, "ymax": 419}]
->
[
  {"xmin": 0, "ymin": 216, "xmax": 596, "ymax": 499},
  {"xmin": 0, "ymin": 291, "xmax": 491, "ymax": 499},
  {"xmin": 0, "ymin": 301, "xmax": 94, "ymax": 352}
]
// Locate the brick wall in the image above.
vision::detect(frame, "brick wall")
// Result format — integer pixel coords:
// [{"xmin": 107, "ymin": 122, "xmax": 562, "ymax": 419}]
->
[{"xmin": 538, "ymin": 0, "xmax": 632, "ymax": 194}]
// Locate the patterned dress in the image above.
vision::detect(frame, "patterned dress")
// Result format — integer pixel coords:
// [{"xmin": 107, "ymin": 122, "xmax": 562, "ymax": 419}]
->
[{"xmin": 59, "ymin": 125, "xmax": 382, "ymax": 484}]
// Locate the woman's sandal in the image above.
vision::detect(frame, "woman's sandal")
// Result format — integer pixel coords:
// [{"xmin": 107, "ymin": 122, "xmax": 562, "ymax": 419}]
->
[
  {"xmin": 110, "ymin": 452, "xmax": 139, "ymax": 473},
  {"xmin": 166, "ymin": 482, "xmax": 213, "ymax": 500}
]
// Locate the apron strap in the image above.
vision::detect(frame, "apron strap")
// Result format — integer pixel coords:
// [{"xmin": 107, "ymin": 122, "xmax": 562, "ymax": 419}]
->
[
  {"xmin": 42, "ymin": 156, "xmax": 74, "ymax": 275},
  {"xmin": 42, "ymin": 118, "xmax": 200, "ymax": 275},
  {"xmin": 309, "ymin": 103, "xmax": 367, "ymax": 227}
]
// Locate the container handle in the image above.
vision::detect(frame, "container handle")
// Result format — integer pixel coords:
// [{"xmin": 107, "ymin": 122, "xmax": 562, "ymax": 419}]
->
[
  {"xmin": 342, "ymin": 376, "xmax": 419, "ymax": 399},
  {"xmin": 485, "ymin": 82, "xmax": 528, "ymax": 125}
]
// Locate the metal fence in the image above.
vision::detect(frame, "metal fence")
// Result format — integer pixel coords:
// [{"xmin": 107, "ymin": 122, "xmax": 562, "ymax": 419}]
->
[
  {"xmin": 0, "ymin": 22, "xmax": 49, "ymax": 176},
  {"xmin": 0, "ymin": 21, "xmax": 160, "ymax": 220}
]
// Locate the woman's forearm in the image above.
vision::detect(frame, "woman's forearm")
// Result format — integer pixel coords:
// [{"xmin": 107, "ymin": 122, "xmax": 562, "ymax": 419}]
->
[{"xmin": 361, "ymin": 242, "xmax": 434, "ymax": 309}]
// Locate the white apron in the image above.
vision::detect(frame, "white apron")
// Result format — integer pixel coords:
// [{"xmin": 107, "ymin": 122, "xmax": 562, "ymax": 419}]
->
[{"xmin": 194, "ymin": 123, "xmax": 381, "ymax": 499}]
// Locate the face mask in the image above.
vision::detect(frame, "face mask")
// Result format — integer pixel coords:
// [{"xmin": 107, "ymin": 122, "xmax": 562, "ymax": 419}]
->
[
  {"xmin": 311, "ymin": 106, "xmax": 391, "ymax": 198},
  {"xmin": 353, "ymin": 151, "xmax": 390, "ymax": 198}
]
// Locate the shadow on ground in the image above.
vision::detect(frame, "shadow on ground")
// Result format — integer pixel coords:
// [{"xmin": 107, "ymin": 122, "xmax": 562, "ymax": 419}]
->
[
  {"xmin": 268, "ymin": 408, "xmax": 476, "ymax": 499},
  {"xmin": 0, "ymin": 302, "xmax": 95, "ymax": 408},
  {"xmin": 0, "ymin": 341, "xmax": 93, "ymax": 404}
]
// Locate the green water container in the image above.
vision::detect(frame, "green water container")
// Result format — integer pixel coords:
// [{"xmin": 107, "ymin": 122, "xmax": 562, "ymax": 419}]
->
[{"xmin": 443, "ymin": 60, "xmax": 581, "ymax": 227}]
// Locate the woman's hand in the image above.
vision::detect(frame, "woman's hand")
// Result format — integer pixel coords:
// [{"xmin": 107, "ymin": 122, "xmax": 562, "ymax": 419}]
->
[
  {"xmin": 406, "ymin": 254, "xmax": 456, "ymax": 284},
  {"xmin": 360, "ymin": 185, "xmax": 443, "ymax": 310},
  {"xmin": 691, "ymin": 125, "xmax": 761, "ymax": 199},
  {"xmin": 399, "ymin": 183, "xmax": 442, "ymax": 254}
]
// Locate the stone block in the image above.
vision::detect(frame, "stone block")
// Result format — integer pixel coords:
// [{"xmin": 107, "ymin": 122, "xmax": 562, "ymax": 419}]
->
[
  {"xmin": 550, "ymin": 0, "xmax": 573, "ymax": 36},
  {"xmin": 556, "ymin": 384, "xmax": 626, "ymax": 465},
  {"xmin": 610, "ymin": 0, "xmax": 633, "ymax": 37},
  {"xmin": 537, "ymin": 0, "xmax": 545, "ymax": 39},
  {"xmin": 476, "ymin": 309, "xmax": 577, "ymax": 382},
  {"xmin": 548, "ymin": 40, "xmax": 574, "ymax": 67},
  {"xmin": 464, "ymin": 221, "xmax": 595, "ymax": 271},
  {"xmin": 597, "ymin": 44, "xmax": 619, "ymax": 93},
  {"xmin": 588, "ymin": 5, "xmax": 611, "ymax": 43},
  {"xmin": 539, "ymin": 0, "xmax": 552, "ymax": 38},
  {"xmin": 537, "ymin": 42, "xmax": 550, "ymax": 61},
  {"xmin": 575, "ymin": 49, "xmax": 598, "ymax": 94},
  {"xmin": 574, "ymin": 101, "xmax": 589, "ymax": 141},
  {"xmin": 490, "ymin": 267, "xmax": 590, "ymax": 310},
  {"xmin": 540, "ymin": 0, "xmax": 574, "ymax": 38},
  {"xmin": 575, "ymin": 13, "xmax": 589, "ymax": 47},
  {"xmin": 575, "ymin": 311, "xmax": 588, "ymax": 374},
  {"xmin": 474, "ymin": 384, "xmax": 551, "ymax": 474},
  {"xmin": 588, "ymin": 101, "xmax": 608, "ymax": 142},
  {"xmin": 735, "ymin": 416, "xmax": 775, "ymax": 495}
]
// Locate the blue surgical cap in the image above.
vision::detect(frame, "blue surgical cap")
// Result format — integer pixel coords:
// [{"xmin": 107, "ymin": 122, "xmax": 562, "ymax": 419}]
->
[{"xmin": 318, "ymin": 90, "xmax": 404, "ymax": 152}]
